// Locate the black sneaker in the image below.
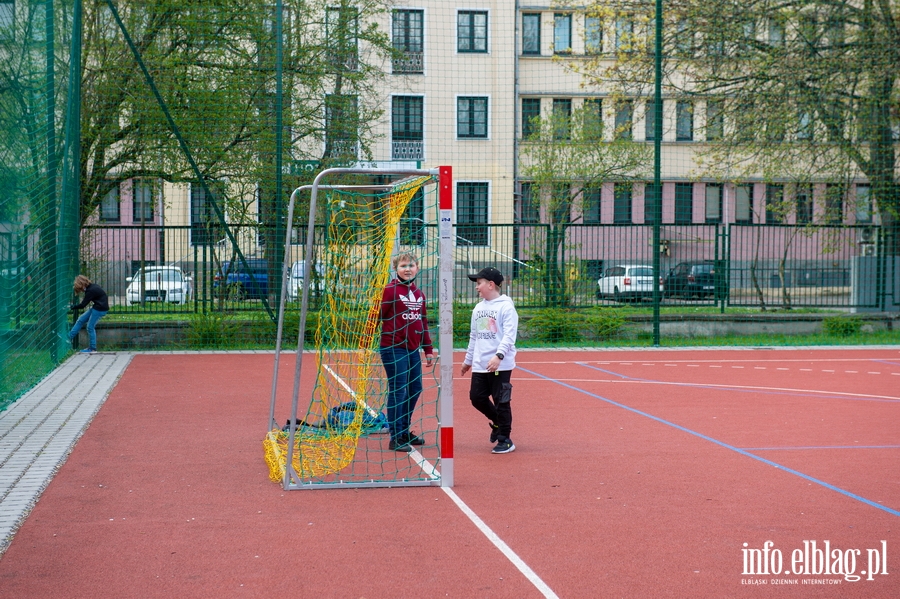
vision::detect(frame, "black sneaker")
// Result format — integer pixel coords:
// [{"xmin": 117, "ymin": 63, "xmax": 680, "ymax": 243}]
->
[
  {"xmin": 389, "ymin": 439, "xmax": 412, "ymax": 452},
  {"xmin": 492, "ymin": 438, "xmax": 515, "ymax": 454},
  {"xmin": 405, "ymin": 433, "xmax": 425, "ymax": 446},
  {"xmin": 489, "ymin": 423, "xmax": 500, "ymax": 444}
]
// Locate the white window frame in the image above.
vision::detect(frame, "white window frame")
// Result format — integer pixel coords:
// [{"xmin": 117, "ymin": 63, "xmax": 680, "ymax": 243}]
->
[
  {"xmin": 455, "ymin": 180, "xmax": 491, "ymax": 247},
  {"xmin": 391, "ymin": 7, "xmax": 426, "ymax": 74},
  {"xmin": 455, "ymin": 94, "xmax": 490, "ymax": 140},
  {"xmin": 456, "ymin": 8, "xmax": 489, "ymax": 54}
]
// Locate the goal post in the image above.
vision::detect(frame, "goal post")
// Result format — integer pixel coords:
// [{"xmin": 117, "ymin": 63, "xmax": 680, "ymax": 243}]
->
[{"xmin": 265, "ymin": 166, "xmax": 454, "ymax": 489}]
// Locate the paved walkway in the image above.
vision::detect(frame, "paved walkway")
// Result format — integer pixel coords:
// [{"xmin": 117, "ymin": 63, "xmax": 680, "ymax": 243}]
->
[{"xmin": 0, "ymin": 352, "xmax": 132, "ymax": 556}]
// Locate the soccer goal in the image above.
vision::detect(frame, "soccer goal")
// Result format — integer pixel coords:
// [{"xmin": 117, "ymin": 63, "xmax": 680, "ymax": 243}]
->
[{"xmin": 265, "ymin": 166, "xmax": 454, "ymax": 489}]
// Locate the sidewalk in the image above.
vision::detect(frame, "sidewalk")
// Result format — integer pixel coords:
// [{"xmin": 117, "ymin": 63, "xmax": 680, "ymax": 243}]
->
[{"xmin": 0, "ymin": 352, "xmax": 132, "ymax": 557}]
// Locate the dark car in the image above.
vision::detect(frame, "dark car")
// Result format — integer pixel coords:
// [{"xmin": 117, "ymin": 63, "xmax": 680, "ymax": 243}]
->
[
  {"xmin": 664, "ymin": 261, "xmax": 717, "ymax": 299},
  {"xmin": 215, "ymin": 258, "xmax": 270, "ymax": 300}
]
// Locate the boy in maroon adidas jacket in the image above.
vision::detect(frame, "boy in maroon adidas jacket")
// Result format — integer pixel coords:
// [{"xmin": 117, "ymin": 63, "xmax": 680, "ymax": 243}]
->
[{"xmin": 380, "ymin": 253, "xmax": 434, "ymax": 451}]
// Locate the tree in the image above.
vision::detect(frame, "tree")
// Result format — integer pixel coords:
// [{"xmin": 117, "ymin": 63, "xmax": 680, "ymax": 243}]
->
[
  {"xmin": 519, "ymin": 103, "xmax": 650, "ymax": 306},
  {"xmin": 575, "ymin": 0, "xmax": 900, "ymax": 252}
]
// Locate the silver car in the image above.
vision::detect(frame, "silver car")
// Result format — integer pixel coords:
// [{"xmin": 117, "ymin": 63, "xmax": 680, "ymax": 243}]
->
[
  {"xmin": 286, "ymin": 260, "xmax": 324, "ymax": 301},
  {"xmin": 597, "ymin": 264, "xmax": 658, "ymax": 302}
]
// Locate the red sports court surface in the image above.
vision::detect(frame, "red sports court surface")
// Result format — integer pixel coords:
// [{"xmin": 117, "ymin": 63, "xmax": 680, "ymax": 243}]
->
[{"xmin": 0, "ymin": 348, "xmax": 898, "ymax": 598}]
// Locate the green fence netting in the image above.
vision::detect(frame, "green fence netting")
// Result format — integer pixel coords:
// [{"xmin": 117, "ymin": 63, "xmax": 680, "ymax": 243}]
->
[
  {"xmin": 1, "ymin": 0, "xmax": 80, "ymax": 409},
  {"xmin": 4, "ymin": 1, "xmax": 900, "ymax": 410}
]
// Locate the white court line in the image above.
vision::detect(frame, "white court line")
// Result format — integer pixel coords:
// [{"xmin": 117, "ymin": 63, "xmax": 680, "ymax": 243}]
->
[
  {"xmin": 511, "ymin": 376, "xmax": 900, "ymax": 402},
  {"xmin": 441, "ymin": 486, "xmax": 560, "ymax": 599},
  {"xmin": 566, "ymin": 356, "xmax": 900, "ymax": 365},
  {"xmin": 326, "ymin": 363, "xmax": 559, "ymax": 599},
  {"xmin": 322, "ymin": 363, "xmax": 382, "ymax": 420}
]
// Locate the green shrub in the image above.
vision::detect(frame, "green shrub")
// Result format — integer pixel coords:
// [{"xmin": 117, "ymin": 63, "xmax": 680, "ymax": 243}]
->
[
  {"xmin": 186, "ymin": 311, "xmax": 238, "ymax": 348},
  {"xmin": 584, "ymin": 309, "xmax": 626, "ymax": 340},
  {"xmin": 524, "ymin": 309, "xmax": 584, "ymax": 343},
  {"xmin": 453, "ymin": 303, "xmax": 473, "ymax": 343},
  {"xmin": 822, "ymin": 315, "xmax": 863, "ymax": 337}
]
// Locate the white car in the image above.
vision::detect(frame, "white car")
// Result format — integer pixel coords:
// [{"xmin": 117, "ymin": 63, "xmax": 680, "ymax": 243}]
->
[
  {"xmin": 597, "ymin": 264, "xmax": 659, "ymax": 302},
  {"xmin": 126, "ymin": 266, "xmax": 193, "ymax": 306},
  {"xmin": 286, "ymin": 260, "xmax": 324, "ymax": 301}
]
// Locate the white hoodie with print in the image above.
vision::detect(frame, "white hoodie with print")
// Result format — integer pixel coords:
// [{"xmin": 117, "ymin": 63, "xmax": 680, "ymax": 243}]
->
[{"xmin": 463, "ymin": 294, "xmax": 519, "ymax": 373}]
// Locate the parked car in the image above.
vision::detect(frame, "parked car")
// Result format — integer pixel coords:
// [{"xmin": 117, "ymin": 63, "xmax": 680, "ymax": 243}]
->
[
  {"xmin": 597, "ymin": 264, "xmax": 658, "ymax": 302},
  {"xmin": 286, "ymin": 260, "xmax": 324, "ymax": 301},
  {"xmin": 214, "ymin": 258, "xmax": 270, "ymax": 300},
  {"xmin": 126, "ymin": 266, "xmax": 192, "ymax": 306},
  {"xmin": 663, "ymin": 260, "xmax": 717, "ymax": 299}
]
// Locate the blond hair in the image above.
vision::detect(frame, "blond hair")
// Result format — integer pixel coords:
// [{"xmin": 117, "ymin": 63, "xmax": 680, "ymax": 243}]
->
[
  {"xmin": 391, "ymin": 252, "xmax": 419, "ymax": 270},
  {"xmin": 73, "ymin": 275, "xmax": 92, "ymax": 293}
]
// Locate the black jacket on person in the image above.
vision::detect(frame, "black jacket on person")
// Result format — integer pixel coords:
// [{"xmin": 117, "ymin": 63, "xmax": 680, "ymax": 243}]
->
[{"xmin": 73, "ymin": 283, "xmax": 109, "ymax": 312}]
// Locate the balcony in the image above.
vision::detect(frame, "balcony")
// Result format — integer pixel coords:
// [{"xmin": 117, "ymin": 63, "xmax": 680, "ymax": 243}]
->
[
  {"xmin": 392, "ymin": 140, "xmax": 423, "ymax": 161},
  {"xmin": 392, "ymin": 52, "xmax": 423, "ymax": 74}
]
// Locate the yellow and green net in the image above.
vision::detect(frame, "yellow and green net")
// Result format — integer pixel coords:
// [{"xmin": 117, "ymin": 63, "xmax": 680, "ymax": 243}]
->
[{"xmin": 265, "ymin": 175, "xmax": 441, "ymax": 483}]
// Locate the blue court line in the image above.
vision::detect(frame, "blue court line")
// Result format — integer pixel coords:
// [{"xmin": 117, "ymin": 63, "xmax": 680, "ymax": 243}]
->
[
  {"xmin": 579, "ymin": 363, "xmax": 900, "ymax": 403},
  {"xmin": 518, "ymin": 366, "xmax": 900, "ymax": 518},
  {"xmin": 871, "ymin": 359, "xmax": 900, "ymax": 368},
  {"xmin": 742, "ymin": 445, "xmax": 900, "ymax": 451}
]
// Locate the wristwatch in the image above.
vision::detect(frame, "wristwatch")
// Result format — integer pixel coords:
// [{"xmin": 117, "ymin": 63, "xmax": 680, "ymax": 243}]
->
[{"xmin": 495, "ymin": 352, "xmax": 504, "ymax": 360}]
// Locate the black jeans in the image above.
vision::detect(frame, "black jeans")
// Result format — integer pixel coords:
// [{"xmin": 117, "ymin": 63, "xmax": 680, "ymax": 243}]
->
[{"xmin": 469, "ymin": 370, "xmax": 513, "ymax": 438}]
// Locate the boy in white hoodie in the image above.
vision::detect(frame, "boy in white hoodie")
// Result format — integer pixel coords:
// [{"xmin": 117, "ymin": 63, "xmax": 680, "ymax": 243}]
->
[{"xmin": 460, "ymin": 267, "xmax": 519, "ymax": 454}]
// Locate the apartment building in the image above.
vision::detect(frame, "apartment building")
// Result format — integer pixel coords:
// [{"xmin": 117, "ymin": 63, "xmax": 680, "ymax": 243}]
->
[{"xmin": 85, "ymin": 3, "xmax": 879, "ymax": 279}]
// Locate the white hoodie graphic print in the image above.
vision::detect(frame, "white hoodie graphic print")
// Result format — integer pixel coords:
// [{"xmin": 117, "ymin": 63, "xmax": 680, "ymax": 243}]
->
[
  {"xmin": 464, "ymin": 294, "xmax": 518, "ymax": 372},
  {"xmin": 399, "ymin": 291, "xmax": 423, "ymax": 319}
]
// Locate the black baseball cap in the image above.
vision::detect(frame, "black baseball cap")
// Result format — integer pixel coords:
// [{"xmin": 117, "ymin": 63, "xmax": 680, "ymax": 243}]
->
[{"xmin": 468, "ymin": 267, "xmax": 503, "ymax": 285}]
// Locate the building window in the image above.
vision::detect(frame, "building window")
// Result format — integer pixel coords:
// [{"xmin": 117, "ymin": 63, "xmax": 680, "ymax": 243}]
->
[
  {"xmin": 734, "ymin": 98, "xmax": 756, "ymax": 142},
  {"xmin": 325, "ymin": 94, "xmax": 358, "ymax": 159},
  {"xmin": 796, "ymin": 111, "xmax": 813, "ymax": 141},
  {"xmin": 99, "ymin": 185, "xmax": 120, "ymax": 222},
  {"xmin": 191, "ymin": 182, "xmax": 225, "ymax": 246},
  {"xmin": 644, "ymin": 183, "xmax": 661, "ymax": 224},
  {"xmin": 614, "ymin": 100, "xmax": 633, "ymax": 140},
  {"xmin": 675, "ymin": 19, "xmax": 693, "ymax": 56},
  {"xmin": 768, "ymin": 18, "xmax": 784, "ymax": 46},
  {"xmin": 613, "ymin": 183, "xmax": 632, "ymax": 223},
  {"xmin": 795, "ymin": 184, "xmax": 813, "ymax": 224},
  {"xmin": 585, "ymin": 16, "xmax": 602, "ymax": 54},
  {"xmin": 29, "ymin": 1, "xmax": 45, "ymax": 43},
  {"xmin": 522, "ymin": 13, "xmax": 541, "ymax": 55},
  {"xmin": 133, "ymin": 180, "xmax": 155, "ymax": 222},
  {"xmin": 766, "ymin": 184, "xmax": 784, "ymax": 224},
  {"xmin": 522, "ymin": 98, "xmax": 541, "ymax": 139},
  {"xmin": 735, "ymin": 185, "xmax": 752, "ymax": 224},
  {"xmin": 458, "ymin": 10, "xmax": 487, "ymax": 53},
  {"xmin": 855, "ymin": 184, "xmax": 872, "ymax": 224},
  {"xmin": 457, "ymin": 182, "xmax": 489, "ymax": 246},
  {"xmin": 457, "ymin": 96, "xmax": 488, "ymax": 139},
  {"xmin": 584, "ymin": 98, "xmax": 603, "ymax": 140},
  {"xmin": 0, "ymin": 1, "xmax": 14, "ymax": 40},
  {"xmin": 742, "ymin": 19, "xmax": 757, "ymax": 44},
  {"xmin": 552, "ymin": 98, "xmax": 572, "ymax": 140},
  {"xmin": 705, "ymin": 184, "xmax": 722, "ymax": 223},
  {"xmin": 615, "ymin": 16, "xmax": 633, "ymax": 52},
  {"xmin": 674, "ymin": 183, "xmax": 693, "ymax": 224},
  {"xmin": 554, "ymin": 13, "xmax": 571, "ymax": 54},
  {"xmin": 392, "ymin": 9, "xmax": 424, "ymax": 74},
  {"xmin": 400, "ymin": 188, "xmax": 425, "ymax": 245},
  {"xmin": 517, "ymin": 182, "xmax": 541, "ymax": 224},
  {"xmin": 825, "ymin": 185, "xmax": 844, "ymax": 224},
  {"xmin": 676, "ymin": 101, "xmax": 694, "ymax": 141},
  {"xmin": 583, "ymin": 186, "xmax": 601, "ymax": 224},
  {"xmin": 706, "ymin": 100, "xmax": 723, "ymax": 141},
  {"xmin": 645, "ymin": 99, "xmax": 660, "ymax": 141},
  {"xmin": 392, "ymin": 96, "xmax": 423, "ymax": 160},
  {"xmin": 326, "ymin": 6, "xmax": 359, "ymax": 72}
]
